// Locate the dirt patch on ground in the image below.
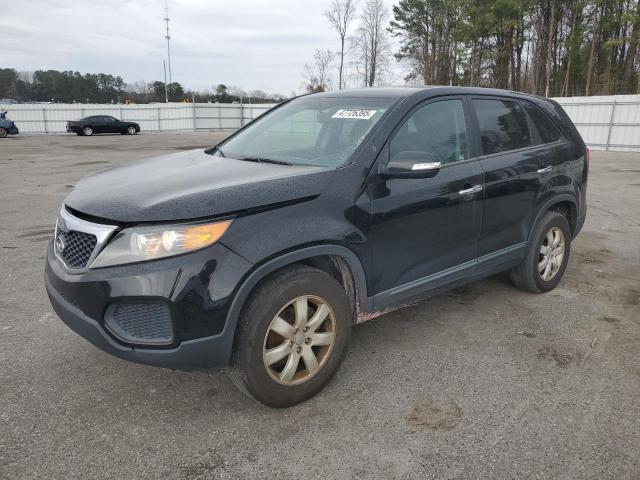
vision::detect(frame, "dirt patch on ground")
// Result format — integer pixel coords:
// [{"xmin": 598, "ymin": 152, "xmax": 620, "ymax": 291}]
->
[
  {"xmin": 599, "ymin": 316, "xmax": 621, "ymax": 324},
  {"xmin": 517, "ymin": 331, "xmax": 537, "ymax": 338},
  {"xmin": 179, "ymin": 457, "xmax": 222, "ymax": 479},
  {"xmin": 573, "ymin": 246, "xmax": 613, "ymax": 265},
  {"xmin": 536, "ymin": 345, "xmax": 575, "ymax": 368},
  {"xmin": 622, "ymin": 288, "xmax": 640, "ymax": 307},
  {"xmin": 446, "ymin": 285, "xmax": 485, "ymax": 306},
  {"xmin": 406, "ymin": 399, "xmax": 463, "ymax": 431},
  {"xmin": 71, "ymin": 160, "xmax": 111, "ymax": 166}
]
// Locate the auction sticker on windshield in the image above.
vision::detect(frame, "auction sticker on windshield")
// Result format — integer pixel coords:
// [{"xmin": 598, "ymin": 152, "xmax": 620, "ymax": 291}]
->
[{"xmin": 332, "ymin": 109, "xmax": 377, "ymax": 120}]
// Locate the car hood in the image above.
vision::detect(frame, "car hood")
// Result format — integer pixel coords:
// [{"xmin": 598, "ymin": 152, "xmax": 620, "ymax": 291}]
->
[{"xmin": 64, "ymin": 149, "xmax": 335, "ymax": 223}]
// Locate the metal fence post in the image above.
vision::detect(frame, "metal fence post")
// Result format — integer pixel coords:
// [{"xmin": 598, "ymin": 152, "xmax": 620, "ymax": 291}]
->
[
  {"xmin": 157, "ymin": 107, "xmax": 161, "ymax": 131},
  {"xmin": 605, "ymin": 100, "xmax": 617, "ymax": 151},
  {"xmin": 192, "ymin": 95, "xmax": 197, "ymax": 131},
  {"xmin": 42, "ymin": 108, "xmax": 48, "ymax": 134},
  {"xmin": 239, "ymin": 97, "xmax": 244, "ymax": 128}
]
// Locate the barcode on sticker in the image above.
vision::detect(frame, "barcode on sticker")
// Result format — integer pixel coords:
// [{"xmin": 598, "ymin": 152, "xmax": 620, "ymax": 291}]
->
[{"xmin": 332, "ymin": 109, "xmax": 377, "ymax": 120}]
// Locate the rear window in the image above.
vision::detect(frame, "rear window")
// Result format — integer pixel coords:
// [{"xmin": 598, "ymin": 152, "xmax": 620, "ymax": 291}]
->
[
  {"xmin": 472, "ymin": 99, "xmax": 532, "ymax": 155},
  {"xmin": 522, "ymin": 102, "xmax": 563, "ymax": 144}
]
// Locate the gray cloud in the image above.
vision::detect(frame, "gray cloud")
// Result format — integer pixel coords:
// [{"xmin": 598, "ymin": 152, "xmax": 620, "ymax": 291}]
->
[{"xmin": 4, "ymin": 0, "xmax": 402, "ymax": 95}]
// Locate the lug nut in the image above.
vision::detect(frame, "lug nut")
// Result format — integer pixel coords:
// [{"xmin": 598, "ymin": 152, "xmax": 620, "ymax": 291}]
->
[
  {"xmin": 296, "ymin": 346, "xmax": 302, "ymax": 354},
  {"xmin": 305, "ymin": 338, "xmax": 311, "ymax": 344}
]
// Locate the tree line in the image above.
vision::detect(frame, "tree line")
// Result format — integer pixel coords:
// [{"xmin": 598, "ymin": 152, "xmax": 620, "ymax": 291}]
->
[
  {"xmin": 0, "ymin": 69, "xmax": 285, "ymax": 104},
  {"xmin": 5, "ymin": 0, "xmax": 640, "ymax": 102},
  {"xmin": 309, "ymin": 0, "xmax": 640, "ymax": 97}
]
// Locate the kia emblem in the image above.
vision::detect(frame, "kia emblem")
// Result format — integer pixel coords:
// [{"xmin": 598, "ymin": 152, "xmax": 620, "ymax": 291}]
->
[{"xmin": 55, "ymin": 234, "xmax": 66, "ymax": 254}]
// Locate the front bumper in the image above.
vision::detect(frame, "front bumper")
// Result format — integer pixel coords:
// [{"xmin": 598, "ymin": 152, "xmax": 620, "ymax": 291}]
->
[
  {"xmin": 45, "ymin": 239, "xmax": 252, "ymax": 370},
  {"xmin": 8, "ymin": 125, "xmax": 18, "ymax": 135}
]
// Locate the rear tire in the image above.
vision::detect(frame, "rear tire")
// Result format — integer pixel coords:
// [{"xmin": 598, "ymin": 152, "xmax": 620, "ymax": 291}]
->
[
  {"xmin": 0, "ymin": 128, "xmax": 7, "ymax": 138},
  {"xmin": 510, "ymin": 210, "xmax": 571, "ymax": 293},
  {"xmin": 82, "ymin": 126, "xmax": 93, "ymax": 136},
  {"xmin": 228, "ymin": 265, "xmax": 352, "ymax": 407}
]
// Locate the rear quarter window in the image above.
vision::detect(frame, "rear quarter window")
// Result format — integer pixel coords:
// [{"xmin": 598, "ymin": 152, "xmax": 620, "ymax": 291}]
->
[{"xmin": 522, "ymin": 102, "xmax": 563, "ymax": 144}]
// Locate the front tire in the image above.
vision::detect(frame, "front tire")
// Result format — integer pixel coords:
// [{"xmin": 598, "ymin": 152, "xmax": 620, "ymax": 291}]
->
[
  {"xmin": 510, "ymin": 210, "xmax": 571, "ymax": 293},
  {"xmin": 228, "ymin": 265, "xmax": 352, "ymax": 407},
  {"xmin": 126, "ymin": 125, "xmax": 137, "ymax": 135}
]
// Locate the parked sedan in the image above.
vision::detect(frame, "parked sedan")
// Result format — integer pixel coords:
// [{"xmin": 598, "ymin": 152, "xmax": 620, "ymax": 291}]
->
[{"xmin": 66, "ymin": 115, "xmax": 140, "ymax": 136}]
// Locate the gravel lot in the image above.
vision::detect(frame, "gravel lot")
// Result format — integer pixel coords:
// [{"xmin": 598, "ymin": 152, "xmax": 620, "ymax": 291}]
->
[{"xmin": 1, "ymin": 132, "xmax": 639, "ymax": 479}]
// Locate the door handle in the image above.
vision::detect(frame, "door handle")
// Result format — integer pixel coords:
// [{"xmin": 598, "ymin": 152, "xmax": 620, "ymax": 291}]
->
[
  {"xmin": 537, "ymin": 166, "xmax": 553, "ymax": 174},
  {"xmin": 458, "ymin": 185, "xmax": 483, "ymax": 196}
]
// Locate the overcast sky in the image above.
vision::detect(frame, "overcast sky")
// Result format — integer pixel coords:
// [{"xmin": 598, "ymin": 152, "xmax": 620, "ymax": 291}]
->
[{"xmin": 3, "ymin": 0, "xmax": 402, "ymax": 95}]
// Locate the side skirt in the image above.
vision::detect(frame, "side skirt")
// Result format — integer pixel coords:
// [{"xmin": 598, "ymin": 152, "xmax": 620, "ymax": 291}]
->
[{"xmin": 367, "ymin": 242, "xmax": 527, "ymax": 316}]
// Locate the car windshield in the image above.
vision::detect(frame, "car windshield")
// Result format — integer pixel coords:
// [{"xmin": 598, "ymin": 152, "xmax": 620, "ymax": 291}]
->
[{"xmin": 215, "ymin": 96, "xmax": 395, "ymax": 167}]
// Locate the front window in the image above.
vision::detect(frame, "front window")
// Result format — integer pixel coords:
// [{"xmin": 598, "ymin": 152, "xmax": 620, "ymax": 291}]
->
[
  {"xmin": 390, "ymin": 99, "xmax": 468, "ymax": 164},
  {"xmin": 216, "ymin": 97, "xmax": 395, "ymax": 168}
]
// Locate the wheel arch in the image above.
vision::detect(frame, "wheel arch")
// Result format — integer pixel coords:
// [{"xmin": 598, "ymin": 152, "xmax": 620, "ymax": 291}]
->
[
  {"xmin": 219, "ymin": 244, "xmax": 370, "ymax": 365},
  {"xmin": 530, "ymin": 194, "xmax": 578, "ymax": 239}
]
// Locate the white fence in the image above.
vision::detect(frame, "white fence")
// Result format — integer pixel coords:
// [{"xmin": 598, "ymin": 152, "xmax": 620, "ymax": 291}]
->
[
  {"xmin": 3, "ymin": 95, "xmax": 640, "ymax": 152},
  {"xmin": 0, "ymin": 102, "xmax": 276, "ymax": 134},
  {"xmin": 551, "ymin": 95, "xmax": 640, "ymax": 152}
]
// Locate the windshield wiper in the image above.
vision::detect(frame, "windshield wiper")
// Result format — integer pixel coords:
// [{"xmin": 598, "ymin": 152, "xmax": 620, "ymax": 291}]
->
[
  {"xmin": 205, "ymin": 145, "xmax": 225, "ymax": 157},
  {"xmin": 238, "ymin": 156, "xmax": 293, "ymax": 166}
]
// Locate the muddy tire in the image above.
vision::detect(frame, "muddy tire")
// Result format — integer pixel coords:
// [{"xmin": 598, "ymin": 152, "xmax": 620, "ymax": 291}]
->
[
  {"xmin": 228, "ymin": 265, "xmax": 352, "ymax": 407},
  {"xmin": 510, "ymin": 210, "xmax": 571, "ymax": 293}
]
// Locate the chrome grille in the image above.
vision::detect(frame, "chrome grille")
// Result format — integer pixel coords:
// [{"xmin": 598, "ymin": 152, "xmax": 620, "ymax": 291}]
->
[
  {"xmin": 54, "ymin": 207, "xmax": 118, "ymax": 273},
  {"xmin": 55, "ymin": 228, "xmax": 97, "ymax": 268}
]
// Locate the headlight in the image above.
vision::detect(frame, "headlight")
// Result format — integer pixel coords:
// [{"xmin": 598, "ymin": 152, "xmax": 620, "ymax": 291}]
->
[{"xmin": 91, "ymin": 219, "xmax": 232, "ymax": 268}]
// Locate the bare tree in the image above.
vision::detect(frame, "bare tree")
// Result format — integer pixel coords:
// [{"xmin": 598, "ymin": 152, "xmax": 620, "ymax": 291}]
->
[
  {"xmin": 303, "ymin": 49, "xmax": 337, "ymax": 93},
  {"xmin": 351, "ymin": 0, "xmax": 390, "ymax": 87},
  {"xmin": 325, "ymin": 0, "xmax": 357, "ymax": 90}
]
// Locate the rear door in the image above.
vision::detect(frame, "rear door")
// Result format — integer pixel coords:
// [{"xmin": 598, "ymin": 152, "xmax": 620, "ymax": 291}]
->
[
  {"xmin": 369, "ymin": 97, "xmax": 484, "ymax": 304},
  {"xmin": 89, "ymin": 116, "xmax": 106, "ymax": 133},
  {"xmin": 470, "ymin": 97, "xmax": 554, "ymax": 270}
]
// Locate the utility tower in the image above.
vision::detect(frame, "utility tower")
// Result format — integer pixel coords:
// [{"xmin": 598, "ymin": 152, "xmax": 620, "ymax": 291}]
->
[{"xmin": 164, "ymin": 0, "xmax": 172, "ymax": 87}]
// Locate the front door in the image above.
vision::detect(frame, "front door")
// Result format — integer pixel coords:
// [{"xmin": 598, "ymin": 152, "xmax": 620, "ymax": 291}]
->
[
  {"xmin": 369, "ymin": 97, "xmax": 484, "ymax": 307},
  {"xmin": 102, "ymin": 116, "xmax": 120, "ymax": 133}
]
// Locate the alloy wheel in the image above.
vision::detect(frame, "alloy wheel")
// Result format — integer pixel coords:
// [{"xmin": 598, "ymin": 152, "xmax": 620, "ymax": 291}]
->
[
  {"xmin": 127, "ymin": 126, "xmax": 136, "ymax": 135},
  {"xmin": 538, "ymin": 226, "xmax": 565, "ymax": 281},
  {"xmin": 262, "ymin": 295, "xmax": 336, "ymax": 386}
]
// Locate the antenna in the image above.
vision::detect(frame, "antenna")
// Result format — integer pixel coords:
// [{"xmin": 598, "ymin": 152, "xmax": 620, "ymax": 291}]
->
[{"xmin": 164, "ymin": 0, "xmax": 172, "ymax": 89}]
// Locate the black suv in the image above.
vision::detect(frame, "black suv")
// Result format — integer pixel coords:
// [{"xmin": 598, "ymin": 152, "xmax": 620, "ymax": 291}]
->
[{"xmin": 45, "ymin": 87, "xmax": 588, "ymax": 407}]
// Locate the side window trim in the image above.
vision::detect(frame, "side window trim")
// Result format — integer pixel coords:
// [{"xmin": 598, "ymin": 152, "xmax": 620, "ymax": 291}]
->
[{"xmin": 385, "ymin": 95, "xmax": 472, "ymax": 167}]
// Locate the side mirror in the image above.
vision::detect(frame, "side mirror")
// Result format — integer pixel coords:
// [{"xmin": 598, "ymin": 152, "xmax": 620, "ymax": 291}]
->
[{"xmin": 381, "ymin": 150, "xmax": 442, "ymax": 179}]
